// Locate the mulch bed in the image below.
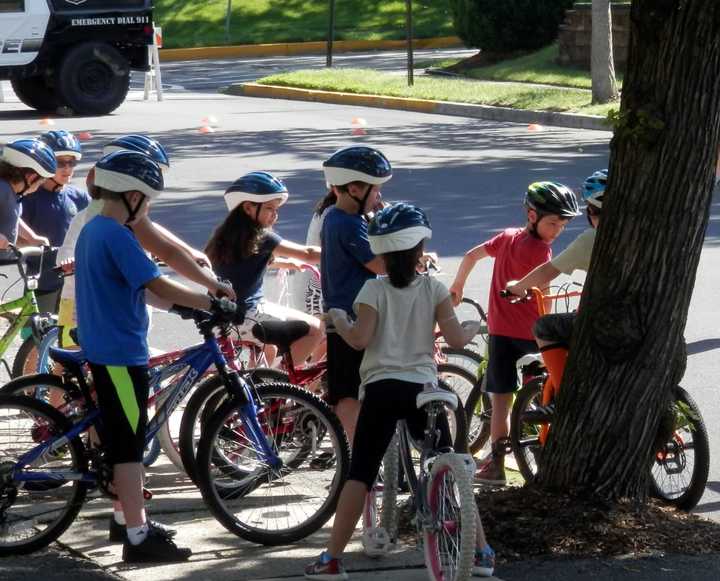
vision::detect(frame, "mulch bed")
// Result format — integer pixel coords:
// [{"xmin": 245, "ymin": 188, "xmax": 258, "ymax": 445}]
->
[{"xmin": 398, "ymin": 485, "xmax": 720, "ymax": 563}]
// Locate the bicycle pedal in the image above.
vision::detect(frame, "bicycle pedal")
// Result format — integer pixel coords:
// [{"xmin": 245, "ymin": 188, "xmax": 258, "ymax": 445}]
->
[{"xmin": 143, "ymin": 488, "xmax": 153, "ymax": 500}]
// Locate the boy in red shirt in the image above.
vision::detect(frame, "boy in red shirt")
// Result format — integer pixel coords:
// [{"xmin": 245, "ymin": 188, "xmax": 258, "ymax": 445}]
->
[{"xmin": 449, "ymin": 182, "xmax": 580, "ymax": 485}]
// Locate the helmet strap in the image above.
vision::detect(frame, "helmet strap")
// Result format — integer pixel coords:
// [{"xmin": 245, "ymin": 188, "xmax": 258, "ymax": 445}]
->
[
  {"xmin": 349, "ymin": 183, "xmax": 373, "ymax": 215},
  {"xmin": 527, "ymin": 209, "xmax": 543, "ymax": 239},
  {"xmin": 255, "ymin": 202, "xmax": 262, "ymax": 223},
  {"xmin": 120, "ymin": 192, "xmax": 146, "ymax": 225},
  {"xmin": 15, "ymin": 173, "xmax": 37, "ymax": 199},
  {"xmin": 46, "ymin": 177, "xmax": 63, "ymax": 193}
]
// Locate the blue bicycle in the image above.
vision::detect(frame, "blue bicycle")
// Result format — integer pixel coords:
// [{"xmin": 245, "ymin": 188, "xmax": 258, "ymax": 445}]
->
[{"xmin": 0, "ymin": 303, "xmax": 350, "ymax": 555}]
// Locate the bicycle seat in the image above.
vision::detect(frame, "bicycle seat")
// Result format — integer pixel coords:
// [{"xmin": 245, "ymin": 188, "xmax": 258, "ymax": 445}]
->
[
  {"xmin": 416, "ymin": 387, "xmax": 458, "ymax": 411},
  {"xmin": 251, "ymin": 320, "xmax": 310, "ymax": 353},
  {"xmin": 49, "ymin": 347, "xmax": 88, "ymax": 367},
  {"xmin": 517, "ymin": 353, "xmax": 545, "ymax": 376}
]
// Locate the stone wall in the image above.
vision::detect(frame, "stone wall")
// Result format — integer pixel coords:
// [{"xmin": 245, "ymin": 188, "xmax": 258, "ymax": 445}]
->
[{"xmin": 558, "ymin": 2, "xmax": 631, "ymax": 71}]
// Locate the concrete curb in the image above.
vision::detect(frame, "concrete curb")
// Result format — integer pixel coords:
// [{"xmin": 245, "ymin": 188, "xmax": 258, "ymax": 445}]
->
[
  {"xmin": 228, "ymin": 83, "xmax": 611, "ymax": 131},
  {"xmin": 160, "ymin": 36, "xmax": 463, "ymax": 62}
]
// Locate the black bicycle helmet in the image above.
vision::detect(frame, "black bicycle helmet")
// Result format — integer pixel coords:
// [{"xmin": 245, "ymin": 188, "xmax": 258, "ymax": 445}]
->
[{"xmin": 523, "ymin": 181, "xmax": 580, "ymax": 218}]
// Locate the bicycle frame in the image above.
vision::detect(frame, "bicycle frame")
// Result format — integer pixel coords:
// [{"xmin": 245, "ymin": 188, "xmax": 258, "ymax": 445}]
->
[{"xmin": 12, "ymin": 317, "xmax": 283, "ymax": 487}]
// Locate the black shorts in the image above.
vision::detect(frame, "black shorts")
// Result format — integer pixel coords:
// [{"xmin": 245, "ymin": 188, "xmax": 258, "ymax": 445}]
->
[
  {"xmin": 533, "ymin": 313, "xmax": 577, "ymax": 346},
  {"xmin": 349, "ymin": 379, "xmax": 452, "ymax": 490},
  {"xmin": 485, "ymin": 335, "xmax": 538, "ymax": 394},
  {"xmin": 326, "ymin": 331, "xmax": 364, "ymax": 405},
  {"xmin": 89, "ymin": 363, "xmax": 150, "ymax": 465}
]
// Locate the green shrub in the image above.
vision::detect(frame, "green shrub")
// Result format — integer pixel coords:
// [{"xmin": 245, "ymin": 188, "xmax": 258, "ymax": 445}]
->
[{"xmin": 449, "ymin": 0, "xmax": 575, "ymax": 53}]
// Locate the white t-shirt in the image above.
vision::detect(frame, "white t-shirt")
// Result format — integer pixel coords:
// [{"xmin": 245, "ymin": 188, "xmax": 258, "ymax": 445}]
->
[
  {"xmin": 354, "ymin": 275, "xmax": 450, "ymax": 395},
  {"xmin": 551, "ymin": 228, "xmax": 596, "ymax": 275}
]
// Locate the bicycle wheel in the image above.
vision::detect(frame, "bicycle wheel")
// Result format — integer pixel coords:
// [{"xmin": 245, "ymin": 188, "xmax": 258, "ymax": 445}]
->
[
  {"xmin": 464, "ymin": 375, "xmax": 492, "ymax": 455},
  {"xmin": 649, "ymin": 386, "xmax": 709, "ymax": 511},
  {"xmin": 195, "ymin": 382, "xmax": 350, "ymax": 545},
  {"xmin": 0, "ymin": 374, "xmax": 84, "ymax": 420},
  {"xmin": 423, "ymin": 453, "xmax": 477, "ymax": 581},
  {"xmin": 509, "ymin": 377, "xmax": 546, "ymax": 482},
  {"xmin": 380, "ymin": 430, "xmax": 400, "ymax": 544},
  {"xmin": 438, "ymin": 364, "xmax": 476, "ymax": 409},
  {"xmin": 178, "ymin": 368, "xmax": 288, "ymax": 483},
  {"xmin": 12, "ymin": 328, "xmax": 62, "ymax": 378},
  {"xmin": 0, "ymin": 394, "xmax": 88, "ymax": 556},
  {"xmin": 440, "ymin": 347, "xmax": 484, "ymax": 380}
]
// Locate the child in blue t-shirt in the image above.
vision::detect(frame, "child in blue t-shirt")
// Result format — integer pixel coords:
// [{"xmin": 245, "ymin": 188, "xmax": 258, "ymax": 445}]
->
[
  {"xmin": 320, "ymin": 146, "xmax": 392, "ymax": 445},
  {"xmin": 21, "ymin": 130, "xmax": 90, "ymax": 314},
  {"xmin": 205, "ymin": 171, "xmax": 323, "ymax": 365},
  {"xmin": 75, "ymin": 151, "xmax": 219, "ymax": 564}
]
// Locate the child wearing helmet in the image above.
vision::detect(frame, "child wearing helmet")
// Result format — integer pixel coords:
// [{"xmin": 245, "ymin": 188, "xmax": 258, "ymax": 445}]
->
[
  {"xmin": 320, "ymin": 145, "xmax": 392, "ymax": 444},
  {"xmin": 505, "ymin": 170, "xmax": 607, "ymax": 396},
  {"xmin": 56, "ymin": 135, "xmax": 232, "ymax": 347},
  {"xmin": 0, "ymin": 138, "xmax": 56, "ymax": 252},
  {"xmin": 75, "ymin": 150, "xmax": 218, "ymax": 564},
  {"xmin": 19, "ymin": 131, "xmax": 91, "ymax": 314},
  {"xmin": 449, "ymin": 181, "xmax": 580, "ymax": 486},
  {"xmin": 205, "ymin": 171, "xmax": 323, "ymax": 365},
  {"xmin": 305, "ymin": 203, "xmax": 495, "ymax": 580}
]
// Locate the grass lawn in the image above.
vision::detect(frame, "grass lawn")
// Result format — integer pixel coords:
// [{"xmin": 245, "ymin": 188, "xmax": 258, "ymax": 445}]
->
[
  {"xmin": 154, "ymin": 0, "xmax": 454, "ymax": 48},
  {"xmin": 449, "ymin": 43, "xmax": 624, "ymax": 91},
  {"xmin": 257, "ymin": 68, "xmax": 619, "ymax": 117}
]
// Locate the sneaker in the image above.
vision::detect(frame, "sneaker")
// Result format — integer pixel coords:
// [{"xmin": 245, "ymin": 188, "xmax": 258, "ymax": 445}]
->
[
  {"xmin": 122, "ymin": 528, "xmax": 191, "ymax": 563},
  {"xmin": 474, "ymin": 457, "xmax": 506, "ymax": 486},
  {"xmin": 473, "ymin": 545, "xmax": 495, "ymax": 577},
  {"xmin": 309, "ymin": 451, "xmax": 336, "ymax": 470},
  {"xmin": 109, "ymin": 518, "xmax": 177, "ymax": 543},
  {"xmin": 304, "ymin": 552, "xmax": 349, "ymax": 580}
]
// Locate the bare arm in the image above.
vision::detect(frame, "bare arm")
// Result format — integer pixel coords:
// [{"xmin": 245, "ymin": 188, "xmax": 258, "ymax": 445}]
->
[
  {"xmin": 328, "ymin": 304, "xmax": 378, "ymax": 350},
  {"xmin": 449, "ymin": 244, "xmax": 489, "ymax": 305},
  {"xmin": 273, "ymin": 239, "xmax": 321, "ymax": 264},
  {"xmin": 133, "ymin": 217, "xmax": 235, "ymax": 299},
  {"xmin": 150, "ymin": 221, "xmax": 210, "ymax": 266},
  {"xmin": 435, "ymin": 296, "xmax": 477, "ymax": 349},
  {"xmin": 17, "ymin": 219, "xmax": 49, "ymax": 247},
  {"xmin": 145, "ymin": 276, "xmax": 212, "ymax": 311},
  {"xmin": 364, "ymin": 256, "xmax": 386, "ymax": 275},
  {"xmin": 506, "ymin": 261, "xmax": 561, "ymax": 297}
]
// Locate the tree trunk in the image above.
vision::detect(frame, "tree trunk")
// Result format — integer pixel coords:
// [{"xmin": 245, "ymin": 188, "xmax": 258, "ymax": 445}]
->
[
  {"xmin": 591, "ymin": 0, "xmax": 619, "ymax": 104},
  {"xmin": 538, "ymin": 0, "xmax": 720, "ymax": 502}
]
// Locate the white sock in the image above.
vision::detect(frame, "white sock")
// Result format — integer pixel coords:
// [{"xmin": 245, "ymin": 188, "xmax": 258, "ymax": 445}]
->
[
  {"xmin": 126, "ymin": 522, "xmax": 149, "ymax": 546},
  {"xmin": 113, "ymin": 510, "xmax": 126, "ymax": 525}
]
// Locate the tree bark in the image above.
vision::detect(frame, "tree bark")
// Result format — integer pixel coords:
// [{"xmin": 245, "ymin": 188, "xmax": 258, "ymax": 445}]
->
[
  {"xmin": 538, "ymin": 0, "xmax": 720, "ymax": 502},
  {"xmin": 591, "ymin": 0, "xmax": 619, "ymax": 104}
]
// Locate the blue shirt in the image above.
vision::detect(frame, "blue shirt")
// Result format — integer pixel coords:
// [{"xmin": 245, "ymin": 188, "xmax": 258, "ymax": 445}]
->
[
  {"xmin": 213, "ymin": 231, "xmax": 282, "ymax": 310},
  {"xmin": 320, "ymin": 207, "xmax": 375, "ymax": 313},
  {"xmin": 0, "ymin": 179, "xmax": 21, "ymax": 246},
  {"xmin": 21, "ymin": 184, "xmax": 91, "ymax": 291},
  {"xmin": 75, "ymin": 215, "xmax": 161, "ymax": 366}
]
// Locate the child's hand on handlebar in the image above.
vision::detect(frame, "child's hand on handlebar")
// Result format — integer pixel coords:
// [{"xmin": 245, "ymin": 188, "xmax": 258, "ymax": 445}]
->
[{"xmin": 504, "ymin": 280, "xmax": 528, "ymax": 298}]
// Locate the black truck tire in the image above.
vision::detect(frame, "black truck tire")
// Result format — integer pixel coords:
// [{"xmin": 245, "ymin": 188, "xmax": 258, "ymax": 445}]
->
[
  {"xmin": 10, "ymin": 76, "xmax": 59, "ymax": 112},
  {"xmin": 55, "ymin": 42, "xmax": 130, "ymax": 115}
]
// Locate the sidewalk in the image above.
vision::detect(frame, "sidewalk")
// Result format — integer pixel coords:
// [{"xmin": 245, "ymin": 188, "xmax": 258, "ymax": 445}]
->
[{"xmin": 3, "ymin": 456, "xmax": 715, "ymax": 581}]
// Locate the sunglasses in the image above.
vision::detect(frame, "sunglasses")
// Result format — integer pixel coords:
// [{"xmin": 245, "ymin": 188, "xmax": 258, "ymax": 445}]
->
[{"xmin": 57, "ymin": 160, "xmax": 78, "ymax": 169}]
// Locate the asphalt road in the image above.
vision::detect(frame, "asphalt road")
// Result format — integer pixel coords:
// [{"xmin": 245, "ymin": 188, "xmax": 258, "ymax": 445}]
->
[{"xmin": 0, "ymin": 49, "xmax": 719, "ymax": 579}]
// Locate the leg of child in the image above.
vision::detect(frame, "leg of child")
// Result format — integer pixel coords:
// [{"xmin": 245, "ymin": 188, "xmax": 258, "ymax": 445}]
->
[
  {"xmin": 473, "ymin": 505, "xmax": 496, "ymax": 577},
  {"xmin": 335, "ymin": 397, "xmax": 361, "ymax": 445},
  {"xmin": 489, "ymin": 392, "xmax": 512, "ymax": 441},
  {"xmin": 113, "ymin": 462, "xmax": 146, "ymax": 529},
  {"xmin": 326, "ymin": 480, "xmax": 368, "ymax": 557}
]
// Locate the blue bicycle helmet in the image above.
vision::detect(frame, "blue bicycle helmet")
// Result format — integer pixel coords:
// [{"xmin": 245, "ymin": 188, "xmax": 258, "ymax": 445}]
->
[
  {"xmin": 582, "ymin": 169, "xmax": 607, "ymax": 209},
  {"xmin": 523, "ymin": 181, "xmax": 580, "ymax": 218},
  {"xmin": 103, "ymin": 134, "xmax": 170, "ymax": 170},
  {"xmin": 224, "ymin": 171, "xmax": 289, "ymax": 211},
  {"xmin": 40, "ymin": 130, "xmax": 82, "ymax": 160},
  {"xmin": 368, "ymin": 202, "xmax": 432, "ymax": 254},
  {"xmin": 323, "ymin": 146, "xmax": 392, "ymax": 187},
  {"xmin": 1, "ymin": 138, "xmax": 57, "ymax": 178},
  {"xmin": 94, "ymin": 151, "xmax": 164, "ymax": 199}
]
